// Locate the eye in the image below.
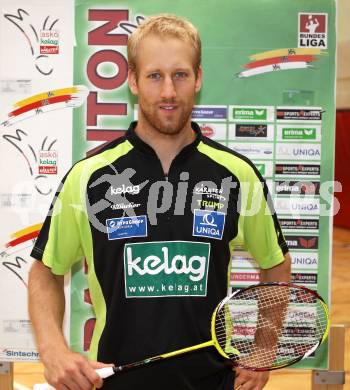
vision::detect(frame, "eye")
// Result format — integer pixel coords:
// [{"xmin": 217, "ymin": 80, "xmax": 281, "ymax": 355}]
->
[
  {"xmin": 173, "ymin": 71, "xmax": 188, "ymax": 80},
  {"xmin": 147, "ymin": 73, "xmax": 161, "ymax": 80}
]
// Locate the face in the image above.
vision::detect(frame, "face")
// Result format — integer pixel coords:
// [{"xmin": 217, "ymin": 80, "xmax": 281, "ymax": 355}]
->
[{"xmin": 128, "ymin": 35, "xmax": 202, "ymax": 136}]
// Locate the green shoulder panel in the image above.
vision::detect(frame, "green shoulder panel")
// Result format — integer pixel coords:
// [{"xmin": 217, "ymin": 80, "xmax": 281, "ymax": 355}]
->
[{"xmin": 197, "ymin": 141, "xmax": 285, "ymax": 269}]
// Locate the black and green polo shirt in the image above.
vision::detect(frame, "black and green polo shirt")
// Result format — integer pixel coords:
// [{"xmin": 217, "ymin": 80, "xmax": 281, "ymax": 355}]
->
[{"xmin": 31, "ymin": 121, "xmax": 288, "ymax": 390}]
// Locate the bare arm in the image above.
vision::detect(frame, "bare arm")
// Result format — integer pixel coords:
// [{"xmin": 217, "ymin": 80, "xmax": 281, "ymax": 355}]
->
[
  {"xmin": 260, "ymin": 251, "xmax": 291, "ymax": 283},
  {"xmin": 28, "ymin": 260, "xmax": 67, "ymax": 358},
  {"xmin": 234, "ymin": 252, "xmax": 292, "ymax": 390},
  {"xmin": 28, "ymin": 260, "xmax": 109, "ymax": 390}
]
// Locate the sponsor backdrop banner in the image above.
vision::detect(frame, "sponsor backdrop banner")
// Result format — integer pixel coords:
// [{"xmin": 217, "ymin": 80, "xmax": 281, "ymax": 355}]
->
[
  {"xmin": 0, "ymin": 0, "xmax": 75, "ymax": 361},
  {"xmin": 75, "ymin": 0, "xmax": 335, "ymax": 371}
]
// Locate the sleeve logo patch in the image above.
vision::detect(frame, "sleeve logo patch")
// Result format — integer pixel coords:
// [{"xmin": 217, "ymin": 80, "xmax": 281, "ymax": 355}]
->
[
  {"xmin": 192, "ymin": 209, "xmax": 226, "ymax": 240},
  {"xmin": 106, "ymin": 215, "xmax": 147, "ymax": 240}
]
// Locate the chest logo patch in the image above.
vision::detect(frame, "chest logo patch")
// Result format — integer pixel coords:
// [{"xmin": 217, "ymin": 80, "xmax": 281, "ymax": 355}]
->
[
  {"xmin": 123, "ymin": 241, "xmax": 210, "ymax": 298},
  {"xmin": 106, "ymin": 216, "xmax": 147, "ymax": 240},
  {"xmin": 192, "ymin": 209, "xmax": 225, "ymax": 240}
]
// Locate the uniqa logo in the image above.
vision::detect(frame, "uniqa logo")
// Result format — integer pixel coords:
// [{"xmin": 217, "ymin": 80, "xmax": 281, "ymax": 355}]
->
[
  {"xmin": 291, "ymin": 203, "xmax": 318, "ymax": 211},
  {"xmin": 292, "ymin": 256, "xmax": 317, "ymax": 265},
  {"xmin": 278, "ymin": 146, "xmax": 320, "ymax": 157},
  {"xmin": 293, "ymin": 148, "xmax": 320, "ymax": 156}
]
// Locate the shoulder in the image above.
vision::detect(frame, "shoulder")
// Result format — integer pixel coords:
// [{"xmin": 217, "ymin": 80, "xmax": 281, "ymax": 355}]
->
[
  {"xmin": 197, "ymin": 136, "xmax": 263, "ymax": 183},
  {"xmin": 68, "ymin": 135, "xmax": 133, "ymax": 181},
  {"xmin": 56, "ymin": 135, "xmax": 133, "ymax": 197}
]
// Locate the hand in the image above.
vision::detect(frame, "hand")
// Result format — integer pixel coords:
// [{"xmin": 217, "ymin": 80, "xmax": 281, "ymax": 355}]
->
[
  {"xmin": 42, "ymin": 347, "xmax": 113, "ymax": 390},
  {"xmin": 234, "ymin": 367, "xmax": 270, "ymax": 390}
]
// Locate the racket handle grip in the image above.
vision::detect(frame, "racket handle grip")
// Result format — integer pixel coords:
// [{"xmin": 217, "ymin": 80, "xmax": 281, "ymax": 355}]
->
[{"xmin": 33, "ymin": 367, "xmax": 115, "ymax": 390}]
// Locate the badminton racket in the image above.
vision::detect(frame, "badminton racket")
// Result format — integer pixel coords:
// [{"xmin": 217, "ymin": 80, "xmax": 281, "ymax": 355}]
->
[{"xmin": 34, "ymin": 282, "xmax": 329, "ymax": 389}]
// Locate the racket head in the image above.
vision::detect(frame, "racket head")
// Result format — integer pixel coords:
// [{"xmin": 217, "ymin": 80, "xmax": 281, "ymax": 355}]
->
[{"xmin": 211, "ymin": 282, "xmax": 329, "ymax": 371}]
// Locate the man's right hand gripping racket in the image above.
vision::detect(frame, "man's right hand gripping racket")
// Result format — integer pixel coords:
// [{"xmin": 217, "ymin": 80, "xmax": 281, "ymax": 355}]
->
[{"xmin": 34, "ymin": 282, "xmax": 330, "ymax": 389}]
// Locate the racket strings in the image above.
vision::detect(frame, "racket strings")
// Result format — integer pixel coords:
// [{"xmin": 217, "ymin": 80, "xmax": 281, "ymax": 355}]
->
[{"xmin": 214, "ymin": 285, "xmax": 328, "ymax": 370}]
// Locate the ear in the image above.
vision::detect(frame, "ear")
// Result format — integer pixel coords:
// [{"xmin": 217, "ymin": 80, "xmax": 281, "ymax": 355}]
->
[
  {"xmin": 195, "ymin": 66, "xmax": 203, "ymax": 93},
  {"xmin": 128, "ymin": 69, "xmax": 138, "ymax": 95}
]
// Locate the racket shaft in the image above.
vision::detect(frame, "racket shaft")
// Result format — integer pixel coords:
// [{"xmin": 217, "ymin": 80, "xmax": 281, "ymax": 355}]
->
[
  {"xmin": 34, "ymin": 341, "xmax": 215, "ymax": 389},
  {"xmin": 115, "ymin": 340, "xmax": 215, "ymax": 371}
]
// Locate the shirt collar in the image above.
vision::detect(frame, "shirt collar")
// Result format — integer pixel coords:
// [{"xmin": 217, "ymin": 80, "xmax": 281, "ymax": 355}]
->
[{"xmin": 125, "ymin": 121, "xmax": 203, "ymax": 158}]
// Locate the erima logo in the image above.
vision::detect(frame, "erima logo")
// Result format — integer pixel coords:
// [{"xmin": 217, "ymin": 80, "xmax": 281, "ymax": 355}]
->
[
  {"xmin": 237, "ymin": 109, "xmax": 254, "ymax": 115},
  {"xmin": 304, "ymin": 129, "xmax": 314, "ymax": 135},
  {"xmin": 110, "ymin": 184, "xmax": 140, "ymax": 195},
  {"xmin": 126, "ymin": 245, "xmax": 206, "ymax": 282},
  {"xmin": 255, "ymin": 109, "xmax": 265, "ymax": 116},
  {"xmin": 235, "ymin": 109, "xmax": 265, "ymax": 117},
  {"xmin": 276, "ymin": 184, "xmax": 300, "ymax": 193},
  {"xmin": 286, "ymin": 239, "xmax": 298, "ymax": 247}
]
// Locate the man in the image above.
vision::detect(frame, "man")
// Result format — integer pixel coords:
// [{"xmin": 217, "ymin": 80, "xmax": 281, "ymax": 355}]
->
[{"xmin": 29, "ymin": 14, "xmax": 291, "ymax": 390}]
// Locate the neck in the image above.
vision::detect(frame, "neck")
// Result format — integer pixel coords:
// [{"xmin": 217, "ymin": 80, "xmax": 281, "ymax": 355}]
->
[{"xmin": 134, "ymin": 117, "xmax": 196, "ymax": 174}]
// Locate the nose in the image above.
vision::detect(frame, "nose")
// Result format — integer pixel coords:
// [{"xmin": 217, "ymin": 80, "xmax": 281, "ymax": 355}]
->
[{"xmin": 160, "ymin": 75, "xmax": 176, "ymax": 100}]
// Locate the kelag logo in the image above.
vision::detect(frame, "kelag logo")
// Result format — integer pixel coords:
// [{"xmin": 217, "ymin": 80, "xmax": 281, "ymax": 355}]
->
[
  {"xmin": 40, "ymin": 30, "xmax": 59, "ymax": 54},
  {"xmin": 193, "ymin": 209, "xmax": 225, "ymax": 240},
  {"xmin": 124, "ymin": 241, "xmax": 210, "ymax": 297},
  {"xmin": 39, "ymin": 150, "xmax": 58, "ymax": 174}
]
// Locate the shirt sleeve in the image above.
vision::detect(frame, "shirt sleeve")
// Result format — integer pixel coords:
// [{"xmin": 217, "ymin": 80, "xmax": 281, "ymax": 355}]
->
[
  {"xmin": 240, "ymin": 166, "xmax": 289, "ymax": 269},
  {"xmin": 31, "ymin": 168, "xmax": 84, "ymax": 275}
]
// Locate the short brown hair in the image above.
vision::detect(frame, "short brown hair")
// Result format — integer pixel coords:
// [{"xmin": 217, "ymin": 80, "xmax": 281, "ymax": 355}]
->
[{"xmin": 127, "ymin": 14, "xmax": 202, "ymax": 75}]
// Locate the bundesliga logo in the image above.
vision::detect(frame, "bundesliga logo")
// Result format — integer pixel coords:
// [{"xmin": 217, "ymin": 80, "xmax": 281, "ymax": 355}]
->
[{"xmin": 298, "ymin": 13, "xmax": 328, "ymax": 48}]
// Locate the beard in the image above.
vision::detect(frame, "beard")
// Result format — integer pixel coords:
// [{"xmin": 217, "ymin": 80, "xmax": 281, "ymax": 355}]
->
[{"xmin": 139, "ymin": 98, "xmax": 194, "ymax": 136}]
